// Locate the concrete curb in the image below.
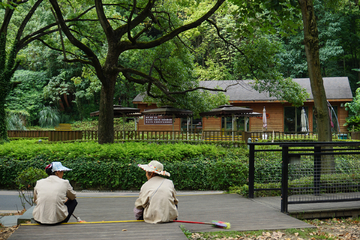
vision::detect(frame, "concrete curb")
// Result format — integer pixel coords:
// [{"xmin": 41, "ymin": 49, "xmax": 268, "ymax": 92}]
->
[
  {"xmin": 17, "ymin": 206, "xmax": 35, "ymax": 225},
  {"xmin": 0, "ymin": 207, "xmax": 34, "ymax": 227}
]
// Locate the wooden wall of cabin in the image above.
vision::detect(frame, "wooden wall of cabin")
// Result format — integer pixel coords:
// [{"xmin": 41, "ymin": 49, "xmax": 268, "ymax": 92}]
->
[
  {"xmin": 202, "ymin": 116, "xmax": 221, "ymax": 131},
  {"xmin": 244, "ymin": 101, "xmax": 349, "ymax": 133},
  {"xmin": 334, "ymin": 102, "xmax": 349, "ymax": 132},
  {"xmin": 136, "ymin": 103, "xmax": 181, "ymax": 131},
  {"xmin": 244, "ymin": 103, "xmax": 284, "ymax": 132},
  {"xmin": 134, "ymin": 101, "xmax": 350, "ymax": 133}
]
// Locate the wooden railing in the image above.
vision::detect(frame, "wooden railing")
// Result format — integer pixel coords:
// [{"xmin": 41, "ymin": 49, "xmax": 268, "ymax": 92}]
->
[
  {"xmin": 7, "ymin": 130, "xmax": 49, "ymax": 138},
  {"xmin": 48, "ymin": 131, "xmax": 82, "ymax": 141},
  {"xmin": 7, "ymin": 130, "xmax": 82, "ymax": 141},
  {"xmin": 246, "ymin": 131, "xmax": 352, "ymax": 142},
  {"xmin": 8, "ymin": 130, "xmax": 353, "ymax": 142},
  {"xmin": 84, "ymin": 130, "xmax": 204, "ymax": 141}
]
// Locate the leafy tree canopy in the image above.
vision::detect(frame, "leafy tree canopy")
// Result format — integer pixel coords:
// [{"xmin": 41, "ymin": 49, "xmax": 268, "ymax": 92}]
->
[{"xmin": 6, "ymin": 70, "xmax": 48, "ymax": 124}]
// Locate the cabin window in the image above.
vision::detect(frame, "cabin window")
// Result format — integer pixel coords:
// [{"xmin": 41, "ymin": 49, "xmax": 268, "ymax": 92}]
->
[
  {"xmin": 181, "ymin": 118, "xmax": 202, "ymax": 133},
  {"xmin": 221, "ymin": 117, "xmax": 248, "ymax": 133},
  {"xmin": 284, "ymin": 107, "xmax": 309, "ymax": 133}
]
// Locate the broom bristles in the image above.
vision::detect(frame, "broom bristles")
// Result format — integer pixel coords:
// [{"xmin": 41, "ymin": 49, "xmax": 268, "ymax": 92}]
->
[
  {"xmin": 212, "ymin": 220, "xmax": 231, "ymax": 229},
  {"xmin": 172, "ymin": 220, "xmax": 231, "ymax": 229}
]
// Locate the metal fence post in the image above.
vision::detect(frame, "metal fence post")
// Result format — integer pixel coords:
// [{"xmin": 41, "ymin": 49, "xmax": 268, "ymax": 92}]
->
[
  {"xmin": 249, "ymin": 144, "xmax": 255, "ymax": 198},
  {"xmin": 281, "ymin": 146, "xmax": 289, "ymax": 213},
  {"xmin": 314, "ymin": 146, "xmax": 321, "ymax": 196}
]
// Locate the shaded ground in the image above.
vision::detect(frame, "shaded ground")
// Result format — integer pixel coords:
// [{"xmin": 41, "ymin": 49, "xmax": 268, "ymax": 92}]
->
[{"xmin": 190, "ymin": 217, "xmax": 360, "ymax": 240}]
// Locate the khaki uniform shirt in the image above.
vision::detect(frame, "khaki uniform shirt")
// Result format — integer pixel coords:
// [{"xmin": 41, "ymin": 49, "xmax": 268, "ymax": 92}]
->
[
  {"xmin": 135, "ymin": 176, "xmax": 178, "ymax": 223},
  {"xmin": 33, "ymin": 175, "xmax": 76, "ymax": 224}
]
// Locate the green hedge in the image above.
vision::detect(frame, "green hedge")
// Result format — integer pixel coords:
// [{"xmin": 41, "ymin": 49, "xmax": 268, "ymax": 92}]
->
[
  {"xmin": 0, "ymin": 140, "xmax": 248, "ymax": 190},
  {"xmin": 0, "ymin": 140, "xmax": 246, "ymax": 162},
  {"xmin": 0, "ymin": 158, "xmax": 248, "ymax": 190}
]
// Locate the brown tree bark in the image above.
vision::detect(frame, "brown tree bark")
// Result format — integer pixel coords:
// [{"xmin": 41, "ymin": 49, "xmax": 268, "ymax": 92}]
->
[
  {"xmin": 299, "ymin": 0, "xmax": 334, "ymax": 173},
  {"xmin": 299, "ymin": 0, "xmax": 332, "ymax": 142},
  {"xmin": 98, "ymin": 74, "xmax": 116, "ymax": 144}
]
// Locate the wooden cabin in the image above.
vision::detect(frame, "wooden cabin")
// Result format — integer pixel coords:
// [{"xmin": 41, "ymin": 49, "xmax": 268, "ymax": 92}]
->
[{"xmin": 133, "ymin": 77, "xmax": 353, "ymax": 133}]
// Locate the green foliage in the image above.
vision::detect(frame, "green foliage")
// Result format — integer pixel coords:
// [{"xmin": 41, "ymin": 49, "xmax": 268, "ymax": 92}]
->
[
  {"xmin": 5, "ymin": 70, "xmax": 48, "ymax": 125},
  {"xmin": 345, "ymin": 85, "xmax": 360, "ymax": 131},
  {"xmin": 72, "ymin": 66, "xmax": 101, "ymax": 100},
  {"xmin": 15, "ymin": 167, "xmax": 47, "ymax": 208},
  {"xmin": 15, "ymin": 167, "xmax": 47, "ymax": 190},
  {"xmin": 276, "ymin": 0, "xmax": 357, "ymax": 91},
  {"xmin": 43, "ymin": 71, "xmax": 73, "ymax": 104},
  {"xmin": 135, "ymin": 37, "xmax": 227, "ymax": 115},
  {"xmin": 232, "ymin": 36, "xmax": 309, "ymax": 106},
  {"xmin": 180, "ymin": 225, "xmax": 192, "ymax": 239},
  {"xmin": 344, "ymin": 116, "xmax": 360, "ymax": 132},
  {"xmin": 230, "ymin": 0, "xmax": 301, "ymax": 38},
  {"xmin": 187, "ymin": 1, "xmax": 307, "ymax": 107},
  {"xmin": 207, "ymin": 160, "xmax": 248, "ymax": 190},
  {"xmin": 39, "ymin": 106, "xmax": 60, "ymax": 128},
  {"xmin": 153, "ymin": 88, "xmax": 229, "ymax": 118},
  {"xmin": 71, "ymin": 118, "xmax": 137, "ymax": 131},
  {"xmin": 0, "ymin": 141, "xmax": 244, "ymax": 162},
  {"xmin": 71, "ymin": 66, "xmax": 101, "ymax": 120},
  {"xmin": 5, "ymin": 111, "xmax": 27, "ymax": 130},
  {"xmin": 345, "ymin": 86, "xmax": 360, "ymax": 116},
  {"xmin": 0, "ymin": 140, "xmax": 248, "ymax": 190},
  {"xmin": 1, "ymin": 157, "xmax": 248, "ymax": 190}
]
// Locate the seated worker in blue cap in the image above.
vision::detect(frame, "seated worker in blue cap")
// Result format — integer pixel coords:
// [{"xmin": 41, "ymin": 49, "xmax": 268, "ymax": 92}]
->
[{"xmin": 33, "ymin": 162, "xmax": 77, "ymax": 225}]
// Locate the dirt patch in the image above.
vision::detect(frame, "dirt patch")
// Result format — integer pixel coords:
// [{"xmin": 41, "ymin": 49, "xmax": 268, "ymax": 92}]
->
[
  {"xmin": 0, "ymin": 210, "xmax": 25, "ymax": 240},
  {"xmin": 0, "ymin": 225, "xmax": 19, "ymax": 240}
]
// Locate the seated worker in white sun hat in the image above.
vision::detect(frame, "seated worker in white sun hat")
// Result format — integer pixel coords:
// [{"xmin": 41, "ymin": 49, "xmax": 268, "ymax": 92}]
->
[
  {"xmin": 33, "ymin": 162, "xmax": 77, "ymax": 225},
  {"xmin": 134, "ymin": 160, "xmax": 178, "ymax": 223}
]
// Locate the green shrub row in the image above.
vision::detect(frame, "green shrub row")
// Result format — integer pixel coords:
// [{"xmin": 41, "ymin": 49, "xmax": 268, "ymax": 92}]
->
[
  {"xmin": 0, "ymin": 157, "xmax": 248, "ymax": 191},
  {"xmin": 0, "ymin": 140, "xmax": 248, "ymax": 162},
  {"xmin": 0, "ymin": 140, "xmax": 250, "ymax": 190}
]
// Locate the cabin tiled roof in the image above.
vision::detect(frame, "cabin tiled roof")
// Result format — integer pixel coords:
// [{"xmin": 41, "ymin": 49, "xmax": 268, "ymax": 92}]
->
[{"xmin": 133, "ymin": 77, "xmax": 353, "ymax": 102}]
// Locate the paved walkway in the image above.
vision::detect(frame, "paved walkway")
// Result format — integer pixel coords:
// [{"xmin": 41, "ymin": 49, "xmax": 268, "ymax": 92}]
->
[{"xmin": 3, "ymin": 191, "xmax": 315, "ymax": 240}]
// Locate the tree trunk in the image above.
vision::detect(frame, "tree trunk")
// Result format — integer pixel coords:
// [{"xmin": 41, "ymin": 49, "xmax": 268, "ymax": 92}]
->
[
  {"xmin": 299, "ymin": 0, "xmax": 331, "ymax": 142},
  {"xmin": 0, "ymin": 99, "xmax": 7, "ymax": 141},
  {"xmin": 299, "ymin": 0, "xmax": 334, "ymax": 173},
  {"xmin": 98, "ymin": 75, "xmax": 116, "ymax": 144}
]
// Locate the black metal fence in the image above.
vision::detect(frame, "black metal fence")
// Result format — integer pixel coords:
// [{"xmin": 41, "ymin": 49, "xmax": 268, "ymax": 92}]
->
[
  {"xmin": 248, "ymin": 143, "xmax": 283, "ymax": 198},
  {"xmin": 248, "ymin": 142, "xmax": 360, "ymax": 213}
]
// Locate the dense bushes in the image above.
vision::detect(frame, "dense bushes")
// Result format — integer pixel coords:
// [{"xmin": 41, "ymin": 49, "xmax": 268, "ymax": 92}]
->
[
  {"xmin": 0, "ymin": 140, "xmax": 248, "ymax": 190},
  {"xmin": 0, "ymin": 140, "xmax": 242, "ymax": 162}
]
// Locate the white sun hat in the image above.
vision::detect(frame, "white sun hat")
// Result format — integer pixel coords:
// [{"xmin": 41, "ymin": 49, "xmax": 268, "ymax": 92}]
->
[
  {"xmin": 51, "ymin": 162, "xmax": 72, "ymax": 172},
  {"xmin": 138, "ymin": 160, "xmax": 170, "ymax": 177}
]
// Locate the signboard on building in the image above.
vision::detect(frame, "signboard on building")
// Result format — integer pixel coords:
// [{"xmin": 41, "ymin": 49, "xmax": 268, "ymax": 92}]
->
[{"xmin": 144, "ymin": 115, "xmax": 173, "ymax": 125}]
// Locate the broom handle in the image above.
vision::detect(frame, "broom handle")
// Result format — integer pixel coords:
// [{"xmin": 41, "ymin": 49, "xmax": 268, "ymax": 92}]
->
[
  {"xmin": 173, "ymin": 220, "xmax": 211, "ymax": 225},
  {"xmin": 72, "ymin": 214, "xmax": 80, "ymax": 221}
]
